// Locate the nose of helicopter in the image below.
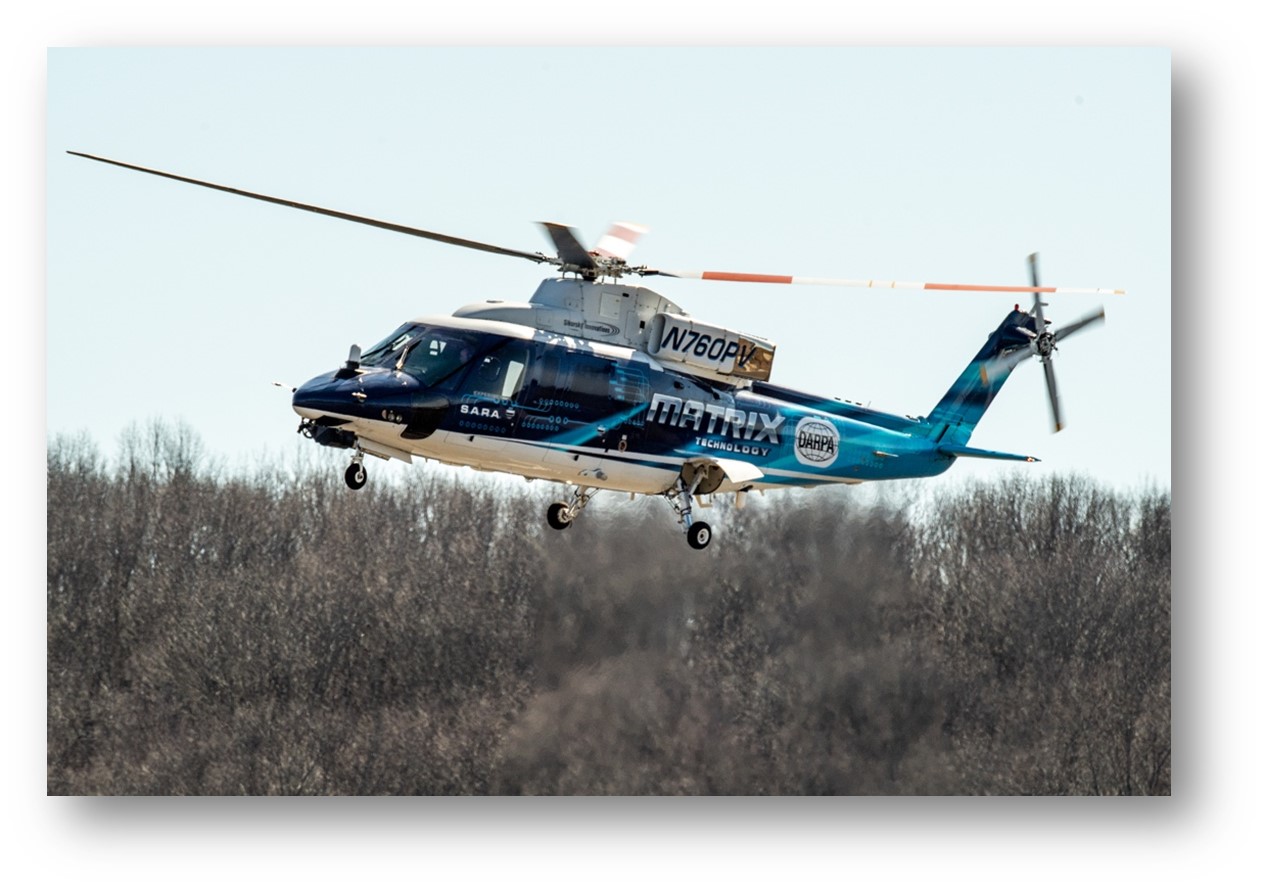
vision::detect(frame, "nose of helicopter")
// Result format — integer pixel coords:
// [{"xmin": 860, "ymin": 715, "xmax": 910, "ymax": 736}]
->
[
  {"xmin": 291, "ymin": 369, "xmax": 445, "ymax": 435},
  {"xmin": 292, "ymin": 373, "xmax": 357, "ymax": 419}
]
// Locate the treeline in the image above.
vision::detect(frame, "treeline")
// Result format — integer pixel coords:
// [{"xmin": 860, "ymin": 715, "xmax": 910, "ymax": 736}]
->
[{"xmin": 47, "ymin": 423, "xmax": 1170, "ymax": 794}]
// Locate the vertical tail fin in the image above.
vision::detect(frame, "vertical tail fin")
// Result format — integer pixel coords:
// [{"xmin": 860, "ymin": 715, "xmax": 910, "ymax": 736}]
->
[{"xmin": 927, "ymin": 308, "xmax": 1035, "ymax": 445}]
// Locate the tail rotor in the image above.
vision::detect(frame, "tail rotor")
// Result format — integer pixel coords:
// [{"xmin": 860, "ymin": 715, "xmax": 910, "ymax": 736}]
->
[{"xmin": 982, "ymin": 253, "xmax": 1107, "ymax": 432}]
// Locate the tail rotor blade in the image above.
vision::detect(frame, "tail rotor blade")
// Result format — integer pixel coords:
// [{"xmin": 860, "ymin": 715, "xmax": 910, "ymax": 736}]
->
[
  {"xmin": 1043, "ymin": 358, "xmax": 1065, "ymax": 433},
  {"xmin": 980, "ymin": 345, "xmax": 1035, "ymax": 385},
  {"xmin": 1054, "ymin": 307, "xmax": 1107, "ymax": 343},
  {"xmin": 1028, "ymin": 252, "xmax": 1048, "ymax": 334}
]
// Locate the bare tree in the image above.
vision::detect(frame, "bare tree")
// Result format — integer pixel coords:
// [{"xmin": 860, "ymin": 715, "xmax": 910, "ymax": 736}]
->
[{"xmin": 48, "ymin": 425, "xmax": 1169, "ymax": 795}]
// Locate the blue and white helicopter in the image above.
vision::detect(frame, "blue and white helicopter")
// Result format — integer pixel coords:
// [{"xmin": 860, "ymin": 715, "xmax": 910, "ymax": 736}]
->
[{"xmin": 70, "ymin": 152, "xmax": 1121, "ymax": 549}]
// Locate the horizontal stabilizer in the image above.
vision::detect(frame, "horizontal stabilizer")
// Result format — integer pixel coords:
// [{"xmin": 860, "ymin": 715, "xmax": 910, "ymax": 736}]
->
[{"xmin": 939, "ymin": 444, "xmax": 1039, "ymax": 463}]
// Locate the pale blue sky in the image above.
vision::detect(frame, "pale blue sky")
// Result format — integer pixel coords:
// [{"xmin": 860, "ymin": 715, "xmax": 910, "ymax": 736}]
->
[{"xmin": 47, "ymin": 47, "xmax": 1170, "ymax": 490}]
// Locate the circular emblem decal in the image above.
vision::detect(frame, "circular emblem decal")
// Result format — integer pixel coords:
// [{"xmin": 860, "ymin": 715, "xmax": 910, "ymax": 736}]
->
[{"xmin": 794, "ymin": 416, "xmax": 839, "ymax": 467}]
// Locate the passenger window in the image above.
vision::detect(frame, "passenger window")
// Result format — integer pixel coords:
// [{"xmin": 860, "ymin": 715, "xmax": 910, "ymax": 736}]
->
[
  {"xmin": 532, "ymin": 349, "xmax": 561, "ymax": 393},
  {"xmin": 610, "ymin": 363, "xmax": 649, "ymax": 404},
  {"xmin": 565, "ymin": 354, "xmax": 614, "ymax": 400},
  {"xmin": 470, "ymin": 342, "xmax": 531, "ymax": 400}
]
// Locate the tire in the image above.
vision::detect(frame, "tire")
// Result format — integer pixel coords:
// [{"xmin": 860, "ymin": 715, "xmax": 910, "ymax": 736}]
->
[
  {"xmin": 687, "ymin": 521, "xmax": 712, "ymax": 550},
  {"xmin": 547, "ymin": 502, "xmax": 572, "ymax": 530},
  {"xmin": 344, "ymin": 463, "xmax": 367, "ymax": 490}
]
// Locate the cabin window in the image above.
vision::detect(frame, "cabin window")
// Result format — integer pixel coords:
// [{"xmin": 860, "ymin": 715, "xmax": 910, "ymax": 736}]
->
[
  {"xmin": 562, "ymin": 354, "xmax": 614, "ymax": 401},
  {"xmin": 468, "ymin": 341, "xmax": 531, "ymax": 400},
  {"xmin": 530, "ymin": 348, "xmax": 562, "ymax": 393},
  {"xmin": 609, "ymin": 363, "xmax": 649, "ymax": 404}
]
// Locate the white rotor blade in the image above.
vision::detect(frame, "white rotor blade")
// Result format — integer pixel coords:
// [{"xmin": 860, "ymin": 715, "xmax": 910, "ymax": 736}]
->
[
  {"xmin": 650, "ymin": 268, "xmax": 1124, "ymax": 295},
  {"xmin": 593, "ymin": 222, "xmax": 648, "ymax": 261}
]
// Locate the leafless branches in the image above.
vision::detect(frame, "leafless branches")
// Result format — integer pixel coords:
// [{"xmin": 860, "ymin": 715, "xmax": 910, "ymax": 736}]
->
[{"xmin": 47, "ymin": 424, "xmax": 1170, "ymax": 795}]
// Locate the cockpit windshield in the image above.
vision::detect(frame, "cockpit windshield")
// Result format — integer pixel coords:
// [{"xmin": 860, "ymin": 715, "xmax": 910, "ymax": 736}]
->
[
  {"xmin": 397, "ymin": 329, "xmax": 494, "ymax": 386},
  {"xmin": 359, "ymin": 323, "xmax": 419, "ymax": 368},
  {"xmin": 359, "ymin": 322, "xmax": 510, "ymax": 389}
]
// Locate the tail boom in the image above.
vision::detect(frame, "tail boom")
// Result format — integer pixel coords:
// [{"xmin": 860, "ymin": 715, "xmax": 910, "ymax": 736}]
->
[{"xmin": 926, "ymin": 308, "xmax": 1035, "ymax": 445}]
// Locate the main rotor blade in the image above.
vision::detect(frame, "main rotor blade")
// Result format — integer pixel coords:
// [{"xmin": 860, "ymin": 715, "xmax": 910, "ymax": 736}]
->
[
  {"xmin": 1043, "ymin": 358, "xmax": 1065, "ymax": 433},
  {"xmin": 594, "ymin": 222, "xmax": 648, "ymax": 261},
  {"xmin": 537, "ymin": 222, "xmax": 597, "ymax": 269},
  {"xmin": 645, "ymin": 267, "xmax": 1124, "ymax": 295},
  {"xmin": 1054, "ymin": 307, "xmax": 1107, "ymax": 342},
  {"xmin": 68, "ymin": 151, "xmax": 554, "ymax": 266}
]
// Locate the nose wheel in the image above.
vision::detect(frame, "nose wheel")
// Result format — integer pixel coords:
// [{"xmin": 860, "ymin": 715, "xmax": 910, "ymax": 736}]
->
[{"xmin": 344, "ymin": 460, "xmax": 367, "ymax": 490}]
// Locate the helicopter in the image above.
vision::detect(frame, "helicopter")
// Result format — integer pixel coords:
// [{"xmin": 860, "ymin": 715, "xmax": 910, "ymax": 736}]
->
[{"xmin": 68, "ymin": 151, "xmax": 1121, "ymax": 549}]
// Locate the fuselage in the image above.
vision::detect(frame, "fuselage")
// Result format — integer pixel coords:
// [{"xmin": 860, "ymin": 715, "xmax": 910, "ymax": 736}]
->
[
  {"xmin": 292, "ymin": 314, "xmax": 956, "ymax": 495},
  {"xmin": 64, "ymin": 151, "xmax": 1084, "ymax": 548}
]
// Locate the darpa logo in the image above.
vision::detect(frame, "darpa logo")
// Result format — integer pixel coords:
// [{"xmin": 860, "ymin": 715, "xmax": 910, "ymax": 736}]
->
[{"xmin": 794, "ymin": 416, "xmax": 838, "ymax": 467}]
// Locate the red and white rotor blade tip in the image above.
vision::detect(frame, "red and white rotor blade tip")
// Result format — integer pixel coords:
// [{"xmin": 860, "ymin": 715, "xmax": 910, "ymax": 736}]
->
[
  {"xmin": 593, "ymin": 222, "xmax": 649, "ymax": 261},
  {"xmin": 660, "ymin": 269, "xmax": 1124, "ymax": 295}
]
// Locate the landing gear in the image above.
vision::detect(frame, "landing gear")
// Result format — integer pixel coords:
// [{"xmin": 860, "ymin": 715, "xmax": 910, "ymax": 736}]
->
[
  {"xmin": 547, "ymin": 502, "xmax": 572, "ymax": 530},
  {"xmin": 546, "ymin": 486, "xmax": 595, "ymax": 531},
  {"xmin": 344, "ymin": 457, "xmax": 367, "ymax": 490},
  {"xmin": 543, "ymin": 475, "xmax": 717, "ymax": 549},
  {"xmin": 687, "ymin": 521, "xmax": 712, "ymax": 550},
  {"xmin": 664, "ymin": 470, "xmax": 714, "ymax": 549}
]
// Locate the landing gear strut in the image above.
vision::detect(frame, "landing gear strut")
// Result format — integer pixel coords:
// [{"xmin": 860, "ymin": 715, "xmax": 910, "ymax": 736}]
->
[
  {"xmin": 547, "ymin": 486, "xmax": 595, "ymax": 530},
  {"xmin": 664, "ymin": 472, "xmax": 712, "ymax": 550}
]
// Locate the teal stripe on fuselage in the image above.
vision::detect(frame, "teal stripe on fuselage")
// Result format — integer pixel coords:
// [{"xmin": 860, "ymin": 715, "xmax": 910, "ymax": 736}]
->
[
  {"xmin": 542, "ymin": 403, "xmax": 650, "ymax": 447},
  {"xmin": 749, "ymin": 381, "xmax": 926, "ymax": 433}
]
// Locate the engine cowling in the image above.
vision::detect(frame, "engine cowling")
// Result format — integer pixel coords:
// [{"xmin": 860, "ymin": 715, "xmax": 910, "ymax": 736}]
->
[{"xmin": 646, "ymin": 313, "xmax": 776, "ymax": 382}]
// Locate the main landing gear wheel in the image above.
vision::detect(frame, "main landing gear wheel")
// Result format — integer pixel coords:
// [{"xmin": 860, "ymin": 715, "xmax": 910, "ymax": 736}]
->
[
  {"xmin": 547, "ymin": 502, "xmax": 572, "ymax": 530},
  {"xmin": 546, "ymin": 486, "xmax": 595, "ymax": 531},
  {"xmin": 344, "ymin": 462, "xmax": 367, "ymax": 490},
  {"xmin": 665, "ymin": 469, "xmax": 714, "ymax": 550}
]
